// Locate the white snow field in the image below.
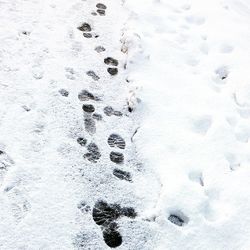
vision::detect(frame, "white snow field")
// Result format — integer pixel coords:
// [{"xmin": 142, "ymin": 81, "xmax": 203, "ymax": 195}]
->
[{"xmin": 1, "ymin": 0, "xmax": 250, "ymax": 249}]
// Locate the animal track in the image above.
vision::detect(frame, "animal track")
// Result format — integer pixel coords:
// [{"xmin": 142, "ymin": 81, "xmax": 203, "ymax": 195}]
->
[
  {"xmin": 92, "ymin": 200, "xmax": 136, "ymax": 247},
  {"xmin": 113, "ymin": 169, "xmax": 132, "ymax": 182},
  {"xmin": 108, "ymin": 134, "xmax": 126, "ymax": 149},
  {"xmin": 110, "ymin": 152, "xmax": 124, "ymax": 164},
  {"xmin": 104, "ymin": 106, "xmax": 122, "ymax": 117},
  {"xmin": 86, "ymin": 70, "xmax": 100, "ymax": 81},
  {"xmin": 104, "ymin": 57, "xmax": 119, "ymax": 66},
  {"xmin": 84, "ymin": 143, "xmax": 101, "ymax": 163}
]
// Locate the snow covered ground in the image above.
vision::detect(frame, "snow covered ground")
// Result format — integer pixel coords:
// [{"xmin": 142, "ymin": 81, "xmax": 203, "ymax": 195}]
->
[
  {"xmin": 124, "ymin": 0, "xmax": 250, "ymax": 249},
  {"xmin": 1, "ymin": 0, "xmax": 250, "ymax": 249}
]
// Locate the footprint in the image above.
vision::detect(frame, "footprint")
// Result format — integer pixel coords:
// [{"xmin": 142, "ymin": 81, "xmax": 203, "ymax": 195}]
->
[
  {"xmin": 97, "ymin": 9, "xmax": 106, "ymax": 16},
  {"xmin": 78, "ymin": 89, "xmax": 100, "ymax": 101},
  {"xmin": 0, "ymin": 151, "xmax": 14, "ymax": 185},
  {"xmin": 104, "ymin": 57, "xmax": 119, "ymax": 67},
  {"xmin": 84, "ymin": 143, "xmax": 101, "ymax": 162},
  {"xmin": 86, "ymin": 70, "xmax": 100, "ymax": 81},
  {"xmin": 92, "ymin": 200, "xmax": 136, "ymax": 226},
  {"xmin": 83, "ymin": 33, "xmax": 92, "ymax": 38},
  {"xmin": 95, "ymin": 46, "xmax": 106, "ymax": 53},
  {"xmin": 96, "ymin": 3, "xmax": 107, "ymax": 10},
  {"xmin": 103, "ymin": 222, "xmax": 122, "ymax": 248},
  {"xmin": 92, "ymin": 200, "xmax": 136, "ymax": 247},
  {"xmin": 6, "ymin": 188, "xmax": 31, "ymax": 223},
  {"xmin": 77, "ymin": 137, "xmax": 87, "ymax": 146},
  {"xmin": 110, "ymin": 152, "xmax": 124, "ymax": 164},
  {"xmin": 108, "ymin": 134, "xmax": 126, "ymax": 149},
  {"xmin": 113, "ymin": 169, "xmax": 132, "ymax": 182},
  {"xmin": 107, "ymin": 68, "xmax": 118, "ymax": 76},
  {"xmin": 168, "ymin": 213, "xmax": 188, "ymax": 227},
  {"xmin": 82, "ymin": 104, "xmax": 95, "ymax": 113},
  {"xmin": 190, "ymin": 115, "xmax": 212, "ymax": 135},
  {"xmin": 96, "ymin": 3, "xmax": 107, "ymax": 16},
  {"xmin": 215, "ymin": 66, "xmax": 229, "ymax": 81},
  {"xmin": 185, "ymin": 15, "xmax": 205, "ymax": 25},
  {"xmin": 92, "ymin": 113, "xmax": 102, "ymax": 121},
  {"xmin": 104, "ymin": 106, "xmax": 122, "ymax": 117},
  {"xmin": 58, "ymin": 89, "xmax": 69, "ymax": 97},
  {"xmin": 84, "ymin": 118, "xmax": 96, "ymax": 135},
  {"xmin": 77, "ymin": 23, "xmax": 92, "ymax": 32}
]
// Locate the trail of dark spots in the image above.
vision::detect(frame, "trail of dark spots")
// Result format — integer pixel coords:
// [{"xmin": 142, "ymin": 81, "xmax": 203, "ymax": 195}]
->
[
  {"xmin": 96, "ymin": 3, "xmax": 107, "ymax": 9},
  {"xmin": 84, "ymin": 143, "xmax": 101, "ymax": 162},
  {"xmin": 86, "ymin": 70, "xmax": 100, "ymax": 81},
  {"xmin": 77, "ymin": 137, "xmax": 87, "ymax": 146},
  {"xmin": 83, "ymin": 33, "xmax": 92, "ymax": 38},
  {"xmin": 107, "ymin": 68, "xmax": 118, "ymax": 76},
  {"xmin": 168, "ymin": 214, "xmax": 188, "ymax": 227},
  {"xmin": 82, "ymin": 104, "xmax": 95, "ymax": 113},
  {"xmin": 104, "ymin": 57, "xmax": 119, "ymax": 66},
  {"xmin": 95, "ymin": 46, "xmax": 106, "ymax": 53},
  {"xmin": 92, "ymin": 113, "xmax": 102, "ymax": 121},
  {"xmin": 97, "ymin": 9, "xmax": 106, "ymax": 16},
  {"xmin": 113, "ymin": 169, "xmax": 132, "ymax": 182},
  {"xmin": 58, "ymin": 89, "xmax": 69, "ymax": 97},
  {"xmin": 108, "ymin": 134, "xmax": 126, "ymax": 149},
  {"xmin": 77, "ymin": 23, "xmax": 92, "ymax": 32},
  {"xmin": 103, "ymin": 223, "xmax": 122, "ymax": 248},
  {"xmin": 110, "ymin": 152, "xmax": 124, "ymax": 164}
]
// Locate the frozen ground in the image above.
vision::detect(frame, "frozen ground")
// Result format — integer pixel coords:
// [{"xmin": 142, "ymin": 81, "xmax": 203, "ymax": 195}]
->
[{"xmin": 1, "ymin": 0, "xmax": 250, "ymax": 249}]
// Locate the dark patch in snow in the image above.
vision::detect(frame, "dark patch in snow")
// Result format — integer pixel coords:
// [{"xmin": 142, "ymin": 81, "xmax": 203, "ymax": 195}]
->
[
  {"xmin": 110, "ymin": 152, "xmax": 124, "ymax": 164},
  {"xmin": 113, "ymin": 169, "xmax": 132, "ymax": 182},
  {"xmin": 108, "ymin": 134, "xmax": 126, "ymax": 149},
  {"xmin": 107, "ymin": 68, "xmax": 118, "ymax": 76}
]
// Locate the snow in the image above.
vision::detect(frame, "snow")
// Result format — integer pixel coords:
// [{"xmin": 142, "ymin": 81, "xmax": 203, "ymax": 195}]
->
[
  {"xmin": 123, "ymin": 0, "xmax": 250, "ymax": 249},
  {"xmin": 1, "ymin": 0, "xmax": 250, "ymax": 249}
]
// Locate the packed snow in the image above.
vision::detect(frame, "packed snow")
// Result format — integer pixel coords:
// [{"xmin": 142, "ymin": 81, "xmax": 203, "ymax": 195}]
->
[{"xmin": 1, "ymin": 0, "xmax": 250, "ymax": 249}]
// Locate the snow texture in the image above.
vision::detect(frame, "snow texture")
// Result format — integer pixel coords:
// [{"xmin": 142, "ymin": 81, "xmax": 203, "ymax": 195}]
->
[{"xmin": 1, "ymin": 0, "xmax": 250, "ymax": 249}]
